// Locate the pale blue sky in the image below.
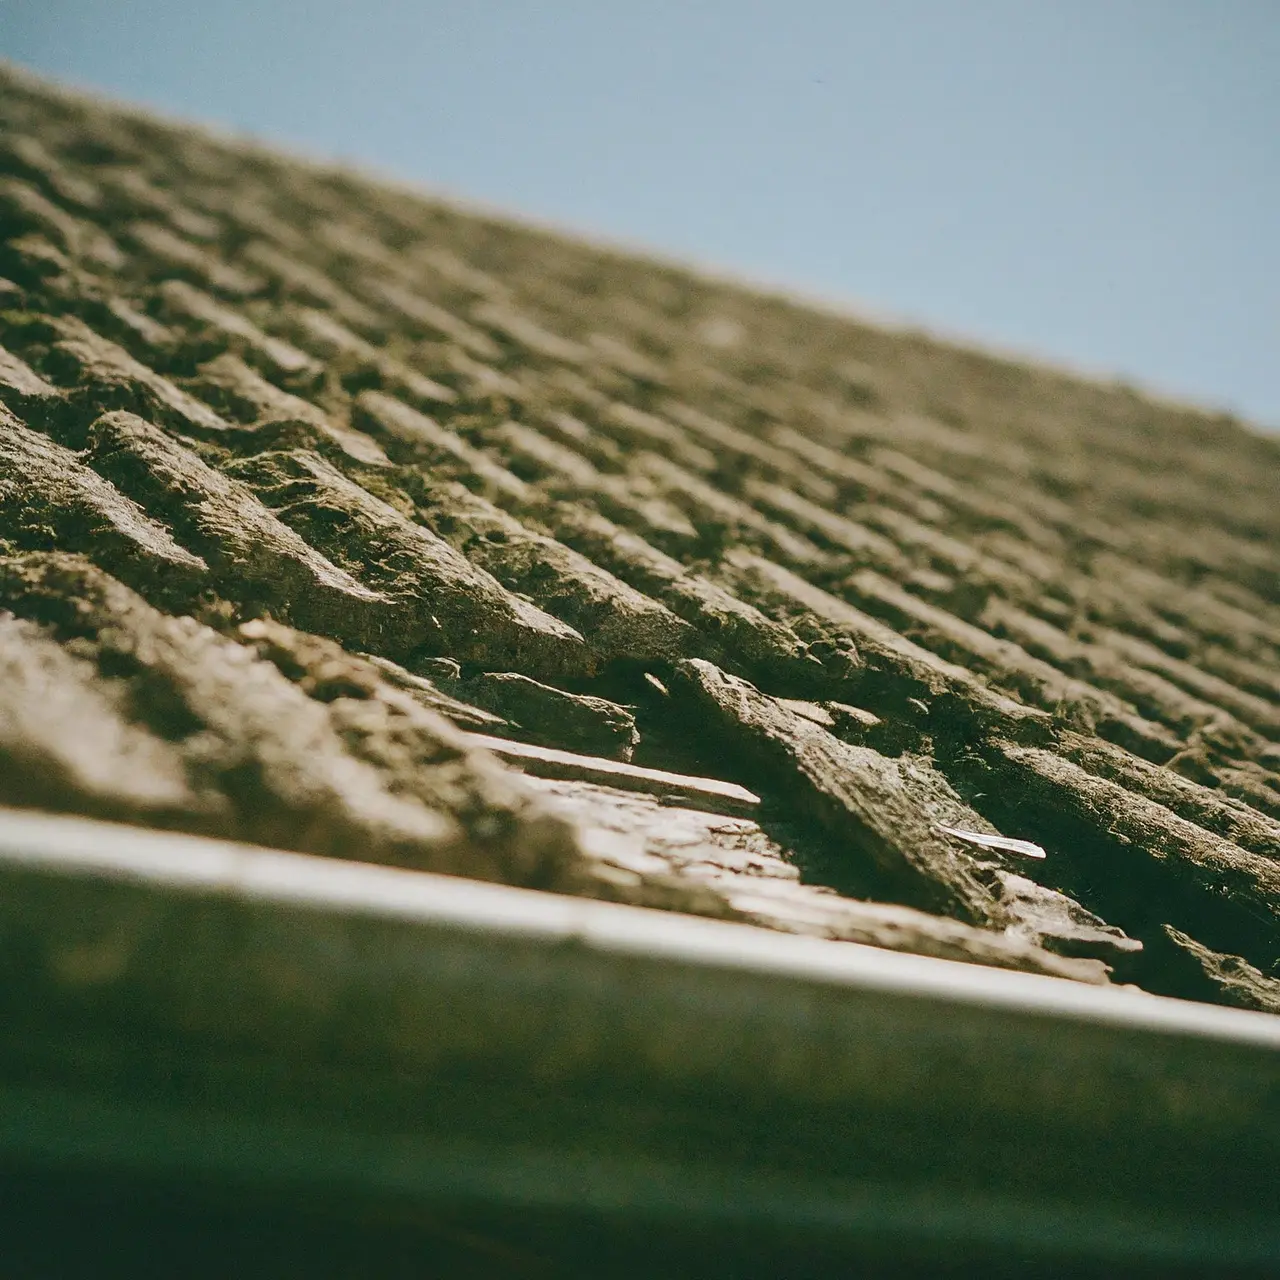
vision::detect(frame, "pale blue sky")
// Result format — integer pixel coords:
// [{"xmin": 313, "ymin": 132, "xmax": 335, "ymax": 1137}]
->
[{"xmin": 4, "ymin": 2, "xmax": 1277, "ymax": 426}]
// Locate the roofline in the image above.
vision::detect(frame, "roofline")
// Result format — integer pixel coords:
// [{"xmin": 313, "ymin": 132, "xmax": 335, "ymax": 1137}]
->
[{"xmin": 2, "ymin": 59, "xmax": 1273, "ymax": 433}]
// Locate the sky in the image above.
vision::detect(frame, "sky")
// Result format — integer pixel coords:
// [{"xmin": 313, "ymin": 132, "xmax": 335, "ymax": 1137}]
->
[{"xmin": 4, "ymin": 1, "xmax": 1278, "ymax": 427}]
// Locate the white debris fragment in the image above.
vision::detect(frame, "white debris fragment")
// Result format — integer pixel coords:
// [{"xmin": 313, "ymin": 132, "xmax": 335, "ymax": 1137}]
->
[{"xmin": 934, "ymin": 823, "xmax": 1047, "ymax": 860}]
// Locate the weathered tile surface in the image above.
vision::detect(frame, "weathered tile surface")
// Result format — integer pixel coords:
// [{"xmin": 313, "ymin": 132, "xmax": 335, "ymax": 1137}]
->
[{"xmin": 1, "ymin": 62, "xmax": 1278, "ymax": 1008}]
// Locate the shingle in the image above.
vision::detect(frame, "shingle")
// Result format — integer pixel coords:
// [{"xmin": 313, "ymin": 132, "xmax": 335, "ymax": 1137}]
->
[{"xmin": 0, "ymin": 63, "xmax": 1277, "ymax": 1008}]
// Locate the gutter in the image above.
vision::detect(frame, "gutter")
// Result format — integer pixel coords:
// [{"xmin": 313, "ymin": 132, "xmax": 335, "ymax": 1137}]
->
[{"xmin": 0, "ymin": 807, "xmax": 1276, "ymax": 1271}]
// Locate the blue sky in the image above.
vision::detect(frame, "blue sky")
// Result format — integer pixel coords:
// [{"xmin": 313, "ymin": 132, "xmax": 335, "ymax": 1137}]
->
[{"xmin": 4, "ymin": 2, "xmax": 1277, "ymax": 426}]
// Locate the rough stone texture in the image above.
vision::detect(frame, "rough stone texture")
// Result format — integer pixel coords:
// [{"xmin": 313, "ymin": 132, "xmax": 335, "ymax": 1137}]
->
[
  {"xmin": 0, "ymin": 552, "xmax": 582, "ymax": 884},
  {"xmin": 1160, "ymin": 925, "xmax": 1280, "ymax": 1014},
  {"xmin": 225, "ymin": 444, "xmax": 591, "ymax": 674},
  {"xmin": 1, "ymin": 63, "xmax": 1278, "ymax": 1001},
  {"xmin": 0, "ymin": 402, "xmax": 207, "ymax": 594},
  {"xmin": 667, "ymin": 657, "xmax": 1135, "ymax": 967},
  {"xmin": 419, "ymin": 661, "xmax": 640, "ymax": 758}
]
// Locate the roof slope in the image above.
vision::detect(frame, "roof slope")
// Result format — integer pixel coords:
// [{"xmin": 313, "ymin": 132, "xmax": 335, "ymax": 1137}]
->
[{"xmin": 1, "ymin": 62, "xmax": 1278, "ymax": 1011}]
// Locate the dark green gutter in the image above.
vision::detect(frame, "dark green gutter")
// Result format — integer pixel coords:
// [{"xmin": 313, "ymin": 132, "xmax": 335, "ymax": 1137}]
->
[{"xmin": 0, "ymin": 807, "xmax": 1276, "ymax": 1273}]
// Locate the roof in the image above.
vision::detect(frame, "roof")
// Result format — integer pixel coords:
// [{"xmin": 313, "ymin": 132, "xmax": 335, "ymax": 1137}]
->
[{"xmin": 0, "ymin": 61, "xmax": 1278, "ymax": 1273}]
